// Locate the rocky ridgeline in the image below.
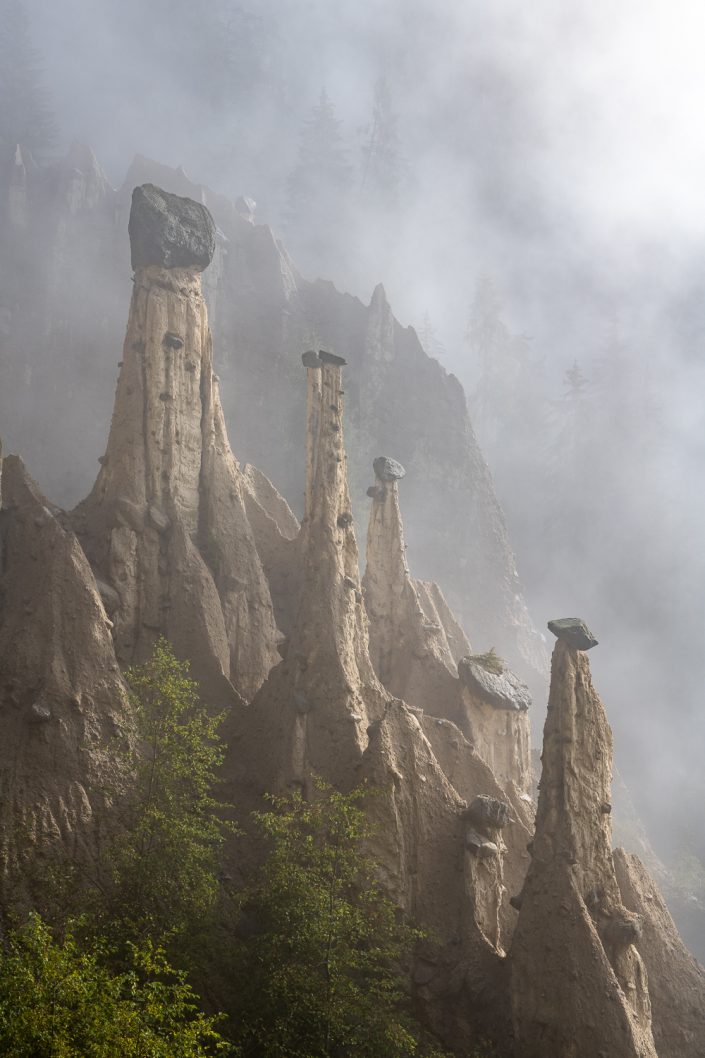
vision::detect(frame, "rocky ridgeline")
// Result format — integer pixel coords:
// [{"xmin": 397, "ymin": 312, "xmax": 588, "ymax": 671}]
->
[{"xmin": 0, "ymin": 184, "xmax": 703, "ymax": 1055}]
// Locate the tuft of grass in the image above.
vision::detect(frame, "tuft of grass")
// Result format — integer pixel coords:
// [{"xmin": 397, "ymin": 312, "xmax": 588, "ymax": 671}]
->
[{"xmin": 469, "ymin": 648, "xmax": 504, "ymax": 675}]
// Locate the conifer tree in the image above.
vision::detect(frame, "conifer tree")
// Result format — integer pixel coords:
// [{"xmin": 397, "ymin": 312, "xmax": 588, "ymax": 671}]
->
[
  {"xmin": 360, "ymin": 76, "xmax": 402, "ymax": 204},
  {"xmin": 418, "ymin": 310, "xmax": 445, "ymax": 360},
  {"xmin": 466, "ymin": 274, "xmax": 517, "ymax": 450},
  {"xmin": 286, "ymin": 89, "xmax": 353, "ymax": 264},
  {"xmin": 0, "ymin": 0, "xmax": 56, "ymax": 159}
]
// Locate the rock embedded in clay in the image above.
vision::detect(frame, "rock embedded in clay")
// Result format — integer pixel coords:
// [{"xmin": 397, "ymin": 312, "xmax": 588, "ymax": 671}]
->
[
  {"xmin": 464, "ymin": 794, "xmax": 512, "ymax": 830},
  {"xmin": 457, "ymin": 653, "xmax": 531, "ymax": 712},
  {"xmin": 128, "ymin": 183, "xmax": 216, "ymax": 272}
]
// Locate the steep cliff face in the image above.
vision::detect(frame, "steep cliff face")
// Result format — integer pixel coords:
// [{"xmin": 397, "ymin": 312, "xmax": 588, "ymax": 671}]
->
[
  {"xmin": 0, "ymin": 453, "xmax": 129, "ymax": 877},
  {"xmin": 0, "ymin": 149, "xmax": 546, "ymax": 689},
  {"xmin": 0, "ymin": 143, "xmax": 124, "ymax": 503},
  {"xmin": 614, "ymin": 847, "xmax": 705, "ymax": 1058},
  {"xmin": 510, "ymin": 637, "xmax": 657, "ymax": 1058},
  {"xmin": 72, "ymin": 185, "xmax": 279, "ymax": 704}
]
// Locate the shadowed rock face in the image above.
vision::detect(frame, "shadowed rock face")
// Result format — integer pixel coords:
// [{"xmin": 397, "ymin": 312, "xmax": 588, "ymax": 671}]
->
[
  {"xmin": 614, "ymin": 848, "xmax": 705, "ymax": 1058},
  {"xmin": 72, "ymin": 186, "xmax": 279, "ymax": 704},
  {"xmin": 510, "ymin": 640, "xmax": 657, "ymax": 1058},
  {"xmin": 0, "ymin": 455, "xmax": 129, "ymax": 876}
]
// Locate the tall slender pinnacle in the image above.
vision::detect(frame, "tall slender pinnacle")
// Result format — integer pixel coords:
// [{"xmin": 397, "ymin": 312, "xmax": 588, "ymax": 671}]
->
[
  {"xmin": 363, "ymin": 457, "xmax": 464, "ymax": 722},
  {"xmin": 510, "ymin": 635, "xmax": 657, "ymax": 1058},
  {"xmin": 232, "ymin": 351, "xmax": 387, "ymax": 796},
  {"xmin": 72, "ymin": 184, "xmax": 279, "ymax": 703}
]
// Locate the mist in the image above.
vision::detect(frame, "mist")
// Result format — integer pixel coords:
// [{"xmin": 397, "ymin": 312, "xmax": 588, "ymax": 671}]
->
[{"xmin": 13, "ymin": 0, "xmax": 705, "ymax": 878}]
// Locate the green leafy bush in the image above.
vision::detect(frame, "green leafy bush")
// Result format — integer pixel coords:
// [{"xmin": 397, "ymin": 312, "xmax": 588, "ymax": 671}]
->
[
  {"xmin": 0, "ymin": 914, "xmax": 231, "ymax": 1057},
  {"xmin": 224, "ymin": 781, "xmax": 431, "ymax": 1058},
  {"xmin": 89, "ymin": 638, "xmax": 232, "ymax": 948}
]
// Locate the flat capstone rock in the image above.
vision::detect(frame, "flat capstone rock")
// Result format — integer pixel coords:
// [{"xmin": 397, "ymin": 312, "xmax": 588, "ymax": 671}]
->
[
  {"xmin": 373, "ymin": 456, "xmax": 406, "ymax": 482},
  {"xmin": 318, "ymin": 349, "xmax": 347, "ymax": 366},
  {"xmin": 457, "ymin": 653, "xmax": 531, "ymax": 712},
  {"xmin": 301, "ymin": 349, "xmax": 321, "ymax": 368},
  {"xmin": 547, "ymin": 617, "xmax": 598, "ymax": 651},
  {"xmin": 129, "ymin": 184, "xmax": 216, "ymax": 272}
]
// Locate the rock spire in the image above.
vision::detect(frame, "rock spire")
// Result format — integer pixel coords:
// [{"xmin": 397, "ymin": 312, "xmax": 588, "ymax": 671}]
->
[
  {"xmin": 613, "ymin": 848, "xmax": 705, "ymax": 1058},
  {"xmin": 510, "ymin": 635, "xmax": 658, "ymax": 1058},
  {"xmin": 72, "ymin": 184, "xmax": 279, "ymax": 703},
  {"xmin": 232, "ymin": 351, "xmax": 388, "ymax": 796},
  {"xmin": 363, "ymin": 462, "xmax": 532, "ymax": 798},
  {"xmin": 363, "ymin": 457, "xmax": 465, "ymax": 724}
]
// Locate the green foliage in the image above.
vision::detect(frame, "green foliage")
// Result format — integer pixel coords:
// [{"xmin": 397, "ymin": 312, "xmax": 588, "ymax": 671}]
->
[
  {"xmin": 0, "ymin": 913, "xmax": 230, "ymax": 1057},
  {"xmin": 89, "ymin": 638, "xmax": 232, "ymax": 947},
  {"xmin": 225, "ymin": 781, "xmax": 425, "ymax": 1058},
  {"xmin": 0, "ymin": 0, "xmax": 56, "ymax": 157}
]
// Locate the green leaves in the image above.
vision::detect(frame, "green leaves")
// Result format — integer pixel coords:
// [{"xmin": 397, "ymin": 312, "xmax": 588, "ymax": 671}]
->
[
  {"xmin": 226, "ymin": 781, "xmax": 425, "ymax": 1058},
  {"xmin": 90, "ymin": 638, "xmax": 233, "ymax": 950},
  {"xmin": 0, "ymin": 914, "xmax": 231, "ymax": 1057}
]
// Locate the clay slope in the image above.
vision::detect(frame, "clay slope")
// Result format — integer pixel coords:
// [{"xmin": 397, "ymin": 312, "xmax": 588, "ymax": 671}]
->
[
  {"xmin": 72, "ymin": 185, "xmax": 279, "ymax": 704},
  {"xmin": 614, "ymin": 847, "xmax": 705, "ymax": 1058},
  {"xmin": 510, "ymin": 638, "xmax": 657, "ymax": 1058},
  {"xmin": 0, "ymin": 452, "xmax": 129, "ymax": 876}
]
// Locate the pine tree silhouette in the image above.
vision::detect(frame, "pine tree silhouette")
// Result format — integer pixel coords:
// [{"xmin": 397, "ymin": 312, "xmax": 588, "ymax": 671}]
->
[
  {"xmin": 360, "ymin": 76, "xmax": 402, "ymax": 204},
  {"xmin": 0, "ymin": 0, "xmax": 56, "ymax": 160}
]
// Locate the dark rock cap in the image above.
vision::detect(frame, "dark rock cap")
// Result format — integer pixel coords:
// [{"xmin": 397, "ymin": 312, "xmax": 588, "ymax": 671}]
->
[
  {"xmin": 301, "ymin": 349, "xmax": 321, "ymax": 368},
  {"xmin": 547, "ymin": 617, "xmax": 598, "ymax": 651},
  {"xmin": 458, "ymin": 652, "xmax": 531, "ymax": 712},
  {"xmin": 318, "ymin": 349, "xmax": 347, "ymax": 366},
  {"xmin": 129, "ymin": 184, "xmax": 216, "ymax": 272},
  {"xmin": 373, "ymin": 456, "xmax": 406, "ymax": 482}
]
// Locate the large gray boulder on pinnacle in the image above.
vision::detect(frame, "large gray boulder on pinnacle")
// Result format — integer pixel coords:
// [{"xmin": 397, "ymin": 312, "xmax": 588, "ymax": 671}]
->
[
  {"xmin": 128, "ymin": 183, "xmax": 216, "ymax": 272},
  {"xmin": 373, "ymin": 456, "xmax": 406, "ymax": 482},
  {"xmin": 548, "ymin": 617, "xmax": 598, "ymax": 651}
]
